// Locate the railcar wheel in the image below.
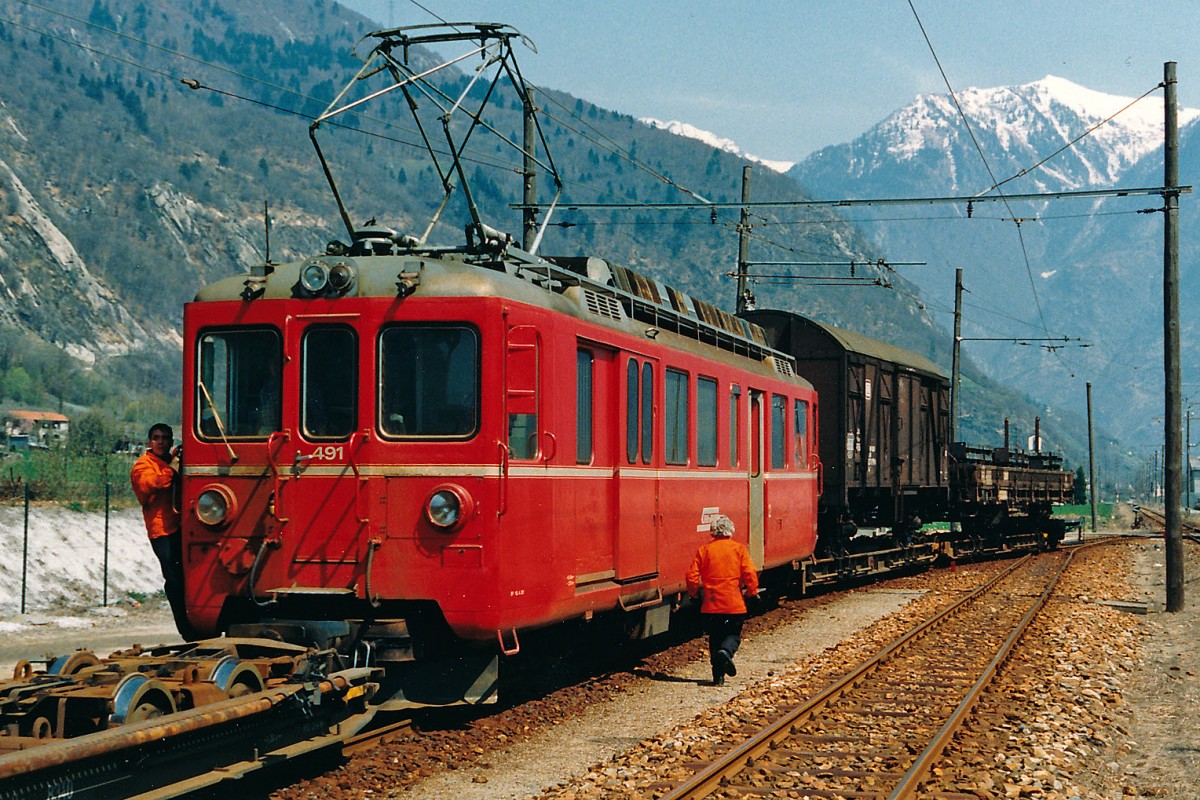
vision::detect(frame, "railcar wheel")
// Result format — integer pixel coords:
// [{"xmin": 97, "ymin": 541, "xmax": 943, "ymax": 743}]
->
[
  {"xmin": 49, "ymin": 649, "xmax": 101, "ymax": 676},
  {"xmin": 110, "ymin": 674, "xmax": 177, "ymax": 724},
  {"xmin": 208, "ymin": 656, "xmax": 265, "ymax": 697}
]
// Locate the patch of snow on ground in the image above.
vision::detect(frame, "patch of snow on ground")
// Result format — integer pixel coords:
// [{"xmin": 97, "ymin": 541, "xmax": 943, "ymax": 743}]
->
[{"xmin": 0, "ymin": 505, "xmax": 163, "ymax": 619}]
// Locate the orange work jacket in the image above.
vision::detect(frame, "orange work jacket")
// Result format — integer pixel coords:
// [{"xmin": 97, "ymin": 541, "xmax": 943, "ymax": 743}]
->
[
  {"xmin": 686, "ymin": 537, "xmax": 759, "ymax": 615},
  {"xmin": 130, "ymin": 451, "xmax": 180, "ymax": 540}
]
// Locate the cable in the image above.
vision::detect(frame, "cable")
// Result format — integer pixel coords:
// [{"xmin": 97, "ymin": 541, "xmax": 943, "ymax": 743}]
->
[
  {"xmin": 986, "ymin": 83, "xmax": 1165, "ymax": 194},
  {"xmin": 907, "ymin": 2, "xmax": 1053, "ymax": 341}
]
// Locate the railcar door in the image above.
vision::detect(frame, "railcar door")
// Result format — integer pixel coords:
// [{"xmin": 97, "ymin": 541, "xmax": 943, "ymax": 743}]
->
[
  {"xmin": 615, "ymin": 355, "xmax": 659, "ymax": 581},
  {"xmin": 290, "ymin": 323, "xmax": 364, "ymax": 567},
  {"xmin": 568, "ymin": 343, "xmax": 616, "ymax": 581},
  {"xmin": 748, "ymin": 389, "xmax": 765, "ymax": 568}
]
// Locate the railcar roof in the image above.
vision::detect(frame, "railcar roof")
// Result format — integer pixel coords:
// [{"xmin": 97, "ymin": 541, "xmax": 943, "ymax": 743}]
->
[{"xmin": 192, "ymin": 246, "xmax": 807, "ymax": 385}]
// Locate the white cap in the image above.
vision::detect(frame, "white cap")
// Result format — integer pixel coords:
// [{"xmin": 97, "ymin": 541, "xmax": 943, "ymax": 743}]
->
[{"xmin": 710, "ymin": 515, "xmax": 734, "ymax": 537}]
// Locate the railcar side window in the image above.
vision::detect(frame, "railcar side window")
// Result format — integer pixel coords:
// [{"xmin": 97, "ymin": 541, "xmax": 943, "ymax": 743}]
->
[
  {"xmin": 577, "ymin": 349, "xmax": 594, "ymax": 464},
  {"xmin": 303, "ymin": 326, "xmax": 357, "ymax": 439},
  {"xmin": 196, "ymin": 328, "xmax": 281, "ymax": 439},
  {"xmin": 697, "ymin": 376, "xmax": 717, "ymax": 467},
  {"xmin": 665, "ymin": 368, "xmax": 689, "ymax": 466},
  {"xmin": 729, "ymin": 385, "xmax": 741, "ymax": 467},
  {"xmin": 626, "ymin": 359, "xmax": 639, "ymax": 464},
  {"xmin": 640, "ymin": 362, "xmax": 654, "ymax": 465},
  {"xmin": 794, "ymin": 398, "xmax": 808, "ymax": 465},
  {"xmin": 770, "ymin": 393, "xmax": 787, "ymax": 469},
  {"xmin": 379, "ymin": 325, "xmax": 478, "ymax": 438}
]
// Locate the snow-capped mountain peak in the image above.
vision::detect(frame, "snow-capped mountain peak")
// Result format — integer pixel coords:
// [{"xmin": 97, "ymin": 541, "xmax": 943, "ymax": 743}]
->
[
  {"xmin": 800, "ymin": 74, "xmax": 1198, "ymax": 194},
  {"xmin": 641, "ymin": 118, "xmax": 795, "ymax": 174}
]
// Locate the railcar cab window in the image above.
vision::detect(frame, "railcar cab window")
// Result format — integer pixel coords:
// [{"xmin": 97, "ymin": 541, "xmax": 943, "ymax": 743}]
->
[
  {"xmin": 771, "ymin": 393, "xmax": 788, "ymax": 469},
  {"xmin": 379, "ymin": 325, "xmax": 478, "ymax": 438},
  {"xmin": 303, "ymin": 326, "xmax": 357, "ymax": 440},
  {"xmin": 197, "ymin": 328, "xmax": 281, "ymax": 439},
  {"xmin": 794, "ymin": 399, "xmax": 809, "ymax": 465}
]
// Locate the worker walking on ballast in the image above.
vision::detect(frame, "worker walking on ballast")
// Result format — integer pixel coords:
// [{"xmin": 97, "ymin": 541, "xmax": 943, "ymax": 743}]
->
[{"xmin": 686, "ymin": 514, "xmax": 759, "ymax": 686}]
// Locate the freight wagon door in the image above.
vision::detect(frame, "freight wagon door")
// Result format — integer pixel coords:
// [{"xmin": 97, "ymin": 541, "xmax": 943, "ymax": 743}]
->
[
  {"xmin": 896, "ymin": 372, "xmax": 913, "ymax": 487},
  {"xmin": 615, "ymin": 356, "xmax": 659, "ymax": 581}
]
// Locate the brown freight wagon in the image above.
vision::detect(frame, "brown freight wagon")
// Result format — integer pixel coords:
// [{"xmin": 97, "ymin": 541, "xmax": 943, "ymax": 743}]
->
[
  {"xmin": 744, "ymin": 310, "xmax": 951, "ymax": 550},
  {"xmin": 747, "ymin": 309, "xmax": 1076, "ymax": 555}
]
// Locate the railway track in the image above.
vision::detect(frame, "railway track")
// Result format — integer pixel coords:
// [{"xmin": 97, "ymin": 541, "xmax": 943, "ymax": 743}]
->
[
  {"xmin": 659, "ymin": 547, "xmax": 1088, "ymax": 800},
  {"xmin": 1136, "ymin": 506, "xmax": 1200, "ymax": 537}
]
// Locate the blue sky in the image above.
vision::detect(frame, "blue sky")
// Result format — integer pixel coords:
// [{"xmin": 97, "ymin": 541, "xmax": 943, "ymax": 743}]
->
[{"xmin": 339, "ymin": 1, "xmax": 1197, "ymax": 161}]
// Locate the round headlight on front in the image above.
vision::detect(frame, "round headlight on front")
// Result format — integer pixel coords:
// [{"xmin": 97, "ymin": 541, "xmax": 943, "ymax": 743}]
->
[
  {"xmin": 300, "ymin": 262, "xmax": 329, "ymax": 294},
  {"xmin": 196, "ymin": 485, "xmax": 237, "ymax": 527},
  {"xmin": 328, "ymin": 261, "xmax": 356, "ymax": 293},
  {"xmin": 425, "ymin": 484, "xmax": 474, "ymax": 532}
]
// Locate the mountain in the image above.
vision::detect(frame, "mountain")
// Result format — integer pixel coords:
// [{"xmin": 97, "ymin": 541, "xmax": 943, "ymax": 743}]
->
[
  {"xmin": 640, "ymin": 118, "xmax": 795, "ymax": 173},
  {"xmin": 0, "ymin": 3, "xmax": 1134, "ymax": 485},
  {"xmin": 791, "ymin": 75, "xmax": 1199, "ymax": 468},
  {"xmin": 0, "ymin": 1, "xmax": 947, "ymax": 432}
]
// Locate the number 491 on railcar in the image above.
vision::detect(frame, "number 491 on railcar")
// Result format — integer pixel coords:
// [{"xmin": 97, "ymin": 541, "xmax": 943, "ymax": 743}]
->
[{"xmin": 178, "ymin": 240, "xmax": 820, "ymax": 705}]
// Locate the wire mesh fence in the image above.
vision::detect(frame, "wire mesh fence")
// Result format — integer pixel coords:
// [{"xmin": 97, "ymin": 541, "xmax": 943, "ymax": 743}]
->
[{"xmin": 0, "ymin": 451, "xmax": 161, "ymax": 615}]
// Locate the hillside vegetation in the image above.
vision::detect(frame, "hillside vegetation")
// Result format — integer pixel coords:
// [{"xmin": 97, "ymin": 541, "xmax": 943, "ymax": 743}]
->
[{"xmin": 0, "ymin": 0, "xmax": 1118, "ymax": 480}]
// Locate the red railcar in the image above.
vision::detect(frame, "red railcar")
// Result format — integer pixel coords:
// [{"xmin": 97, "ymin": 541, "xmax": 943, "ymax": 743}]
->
[{"xmin": 179, "ymin": 245, "xmax": 819, "ymax": 703}]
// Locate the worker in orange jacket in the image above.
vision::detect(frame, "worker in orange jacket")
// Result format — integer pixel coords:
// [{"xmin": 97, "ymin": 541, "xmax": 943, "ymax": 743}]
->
[
  {"xmin": 686, "ymin": 514, "xmax": 759, "ymax": 685},
  {"xmin": 130, "ymin": 422, "xmax": 196, "ymax": 641}
]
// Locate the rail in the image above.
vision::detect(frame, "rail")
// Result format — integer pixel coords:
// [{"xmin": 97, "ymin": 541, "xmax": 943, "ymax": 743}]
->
[
  {"xmin": 661, "ymin": 545, "xmax": 1100, "ymax": 800},
  {"xmin": 1136, "ymin": 506, "xmax": 1200, "ymax": 538}
]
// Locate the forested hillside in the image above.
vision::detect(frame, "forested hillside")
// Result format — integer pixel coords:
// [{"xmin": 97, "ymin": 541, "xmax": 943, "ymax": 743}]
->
[{"xmin": 0, "ymin": 0, "xmax": 1120, "ymax": 479}]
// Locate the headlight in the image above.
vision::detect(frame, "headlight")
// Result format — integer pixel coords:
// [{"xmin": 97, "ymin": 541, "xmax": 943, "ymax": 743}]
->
[
  {"xmin": 328, "ymin": 261, "xmax": 356, "ymax": 293},
  {"xmin": 196, "ymin": 485, "xmax": 237, "ymax": 527},
  {"xmin": 425, "ymin": 484, "xmax": 474, "ymax": 532},
  {"xmin": 300, "ymin": 262, "xmax": 329, "ymax": 293}
]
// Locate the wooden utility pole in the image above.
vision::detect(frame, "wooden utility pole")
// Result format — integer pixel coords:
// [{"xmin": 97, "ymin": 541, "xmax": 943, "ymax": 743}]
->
[
  {"xmin": 950, "ymin": 268, "xmax": 963, "ymax": 444},
  {"xmin": 522, "ymin": 86, "xmax": 537, "ymax": 252},
  {"xmin": 1087, "ymin": 382, "xmax": 1097, "ymax": 532},
  {"xmin": 1163, "ymin": 62, "xmax": 1184, "ymax": 611},
  {"xmin": 736, "ymin": 166, "xmax": 753, "ymax": 313}
]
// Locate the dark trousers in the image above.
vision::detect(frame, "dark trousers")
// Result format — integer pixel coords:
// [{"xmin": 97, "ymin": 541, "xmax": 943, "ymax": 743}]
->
[
  {"xmin": 151, "ymin": 532, "xmax": 198, "ymax": 641},
  {"xmin": 703, "ymin": 613, "xmax": 745, "ymax": 669}
]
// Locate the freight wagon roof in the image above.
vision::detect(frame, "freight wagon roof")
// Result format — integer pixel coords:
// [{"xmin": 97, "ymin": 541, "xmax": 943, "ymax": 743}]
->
[
  {"xmin": 743, "ymin": 310, "xmax": 947, "ymax": 381},
  {"xmin": 810, "ymin": 319, "xmax": 947, "ymax": 379}
]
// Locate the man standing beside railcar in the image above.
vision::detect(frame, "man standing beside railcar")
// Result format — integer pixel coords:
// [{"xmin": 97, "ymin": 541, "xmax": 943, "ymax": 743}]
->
[
  {"xmin": 686, "ymin": 514, "xmax": 759, "ymax": 686},
  {"xmin": 130, "ymin": 423, "xmax": 197, "ymax": 641}
]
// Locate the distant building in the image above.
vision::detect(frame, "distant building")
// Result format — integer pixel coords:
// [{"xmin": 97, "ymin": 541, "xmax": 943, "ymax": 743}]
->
[
  {"xmin": 1191, "ymin": 456, "xmax": 1200, "ymax": 508},
  {"xmin": 5, "ymin": 410, "xmax": 70, "ymax": 450}
]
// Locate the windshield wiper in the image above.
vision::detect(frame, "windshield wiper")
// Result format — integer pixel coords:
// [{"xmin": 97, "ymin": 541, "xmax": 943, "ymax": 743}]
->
[{"xmin": 198, "ymin": 379, "xmax": 240, "ymax": 463}]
